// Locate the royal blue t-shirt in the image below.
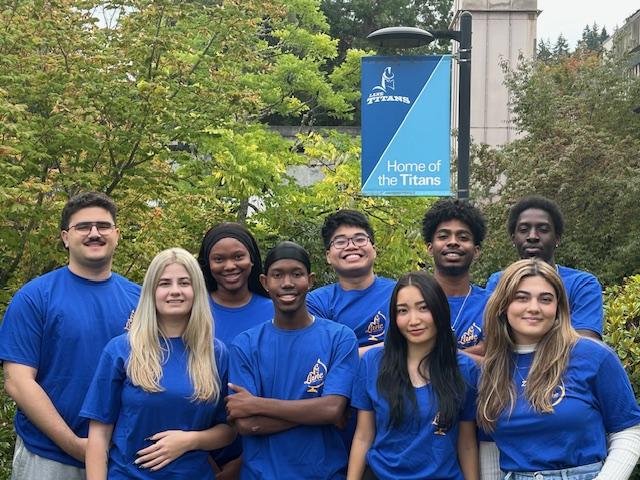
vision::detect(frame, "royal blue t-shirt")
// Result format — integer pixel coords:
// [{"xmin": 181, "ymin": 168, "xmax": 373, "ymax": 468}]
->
[
  {"xmin": 352, "ymin": 348, "xmax": 478, "ymax": 480},
  {"xmin": 209, "ymin": 294, "xmax": 274, "ymax": 344},
  {"xmin": 230, "ymin": 318, "xmax": 359, "ymax": 480},
  {"xmin": 209, "ymin": 293, "xmax": 273, "ymax": 464},
  {"xmin": 491, "ymin": 338, "xmax": 640, "ymax": 472},
  {"xmin": 307, "ymin": 277, "xmax": 396, "ymax": 347},
  {"xmin": 0, "ymin": 266, "xmax": 140, "ymax": 467},
  {"xmin": 448, "ymin": 284, "xmax": 489, "ymax": 349},
  {"xmin": 80, "ymin": 335, "xmax": 228, "ymax": 479},
  {"xmin": 486, "ymin": 265, "xmax": 603, "ymax": 335}
]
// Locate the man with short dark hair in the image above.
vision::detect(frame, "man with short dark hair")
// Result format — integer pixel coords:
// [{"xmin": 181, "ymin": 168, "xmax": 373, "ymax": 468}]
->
[
  {"xmin": 227, "ymin": 241, "xmax": 358, "ymax": 479},
  {"xmin": 307, "ymin": 209, "xmax": 396, "ymax": 357},
  {"xmin": 0, "ymin": 192, "xmax": 140, "ymax": 479},
  {"xmin": 422, "ymin": 199, "xmax": 489, "ymax": 357},
  {"xmin": 486, "ymin": 195, "xmax": 603, "ymax": 339}
]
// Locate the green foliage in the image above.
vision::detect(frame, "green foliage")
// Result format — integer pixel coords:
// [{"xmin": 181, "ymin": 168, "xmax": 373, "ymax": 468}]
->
[
  {"xmin": 576, "ymin": 23, "xmax": 608, "ymax": 54},
  {"xmin": 473, "ymin": 54, "xmax": 640, "ymax": 286},
  {"xmin": 0, "ymin": 0, "xmax": 360, "ymax": 302},
  {"xmin": 321, "ymin": 0, "xmax": 453, "ymax": 64},
  {"xmin": 604, "ymin": 275, "xmax": 640, "ymax": 479},
  {"xmin": 253, "ymin": 132, "xmax": 436, "ymax": 286},
  {"xmin": 0, "ymin": 370, "xmax": 14, "ymax": 480}
]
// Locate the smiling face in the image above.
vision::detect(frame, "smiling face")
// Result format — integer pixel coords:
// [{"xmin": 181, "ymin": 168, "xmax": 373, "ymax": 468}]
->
[
  {"xmin": 61, "ymin": 206, "xmax": 120, "ymax": 274},
  {"xmin": 395, "ymin": 285, "xmax": 437, "ymax": 351},
  {"xmin": 261, "ymin": 259, "xmax": 314, "ymax": 315},
  {"xmin": 511, "ymin": 208, "xmax": 560, "ymax": 264},
  {"xmin": 325, "ymin": 225, "xmax": 376, "ymax": 278},
  {"xmin": 155, "ymin": 262, "xmax": 194, "ymax": 327},
  {"xmin": 427, "ymin": 219, "xmax": 479, "ymax": 277},
  {"xmin": 208, "ymin": 237, "xmax": 253, "ymax": 296},
  {"xmin": 506, "ymin": 275, "xmax": 558, "ymax": 345}
]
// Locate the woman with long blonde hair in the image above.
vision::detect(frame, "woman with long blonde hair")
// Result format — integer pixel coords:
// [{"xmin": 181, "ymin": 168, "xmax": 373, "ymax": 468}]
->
[
  {"xmin": 478, "ymin": 258, "xmax": 640, "ymax": 480},
  {"xmin": 82, "ymin": 248, "xmax": 234, "ymax": 479}
]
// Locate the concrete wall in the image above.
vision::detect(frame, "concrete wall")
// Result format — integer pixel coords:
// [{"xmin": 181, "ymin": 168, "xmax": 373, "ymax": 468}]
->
[{"xmin": 451, "ymin": 0, "xmax": 538, "ymax": 147}]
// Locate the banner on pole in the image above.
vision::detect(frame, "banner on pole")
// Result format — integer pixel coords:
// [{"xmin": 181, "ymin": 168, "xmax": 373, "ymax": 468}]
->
[{"xmin": 361, "ymin": 55, "xmax": 451, "ymax": 196}]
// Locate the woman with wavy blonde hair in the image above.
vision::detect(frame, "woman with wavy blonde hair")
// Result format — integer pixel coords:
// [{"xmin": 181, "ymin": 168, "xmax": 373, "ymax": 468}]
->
[
  {"xmin": 478, "ymin": 258, "xmax": 640, "ymax": 480},
  {"xmin": 82, "ymin": 248, "xmax": 234, "ymax": 479}
]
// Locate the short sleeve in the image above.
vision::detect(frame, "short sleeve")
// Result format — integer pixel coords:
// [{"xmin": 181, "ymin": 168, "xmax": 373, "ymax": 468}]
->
[
  {"xmin": 568, "ymin": 274, "xmax": 603, "ymax": 335},
  {"xmin": 485, "ymin": 272, "xmax": 501, "ymax": 293},
  {"xmin": 306, "ymin": 290, "xmax": 330, "ymax": 319},
  {"xmin": 213, "ymin": 340, "xmax": 229, "ymax": 423},
  {"xmin": 351, "ymin": 354, "xmax": 373, "ymax": 411},
  {"xmin": 593, "ymin": 348, "xmax": 640, "ymax": 433},
  {"xmin": 229, "ymin": 338, "xmax": 260, "ymax": 396},
  {"xmin": 79, "ymin": 343, "xmax": 125, "ymax": 424},
  {"xmin": 322, "ymin": 328, "xmax": 359, "ymax": 398},
  {"xmin": 0, "ymin": 289, "xmax": 44, "ymax": 368},
  {"xmin": 459, "ymin": 356, "xmax": 479, "ymax": 422}
]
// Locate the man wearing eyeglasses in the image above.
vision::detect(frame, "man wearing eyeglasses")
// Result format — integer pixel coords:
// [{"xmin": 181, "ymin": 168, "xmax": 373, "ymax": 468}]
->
[
  {"xmin": 307, "ymin": 210, "xmax": 395, "ymax": 358},
  {"xmin": 0, "ymin": 192, "xmax": 140, "ymax": 480}
]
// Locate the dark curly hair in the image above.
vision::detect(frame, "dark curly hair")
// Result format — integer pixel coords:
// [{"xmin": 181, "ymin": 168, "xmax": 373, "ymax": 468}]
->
[{"xmin": 422, "ymin": 199, "xmax": 486, "ymax": 247}]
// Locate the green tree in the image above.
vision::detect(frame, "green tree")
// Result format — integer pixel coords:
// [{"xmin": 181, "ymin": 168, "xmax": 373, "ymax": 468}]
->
[
  {"xmin": 552, "ymin": 34, "xmax": 571, "ymax": 58},
  {"xmin": 472, "ymin": 53, "xmax": 640, "ymax": 286},
  {"xmin": 321, "ymin": 0, "xmax": 453, "ymax": 64},
  {"xmin": 576, "ymin": 23, "xmax": 608, "ymax": 53},
  {"xmin": 536, "ymin": 39, "xmax": 553, "ymax": 62},
  {"xmin": 0, "ymin": 0, "xmax": 360, "ymax": 303}
]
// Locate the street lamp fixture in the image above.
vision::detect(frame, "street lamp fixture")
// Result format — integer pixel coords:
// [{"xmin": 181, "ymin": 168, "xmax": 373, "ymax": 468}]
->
[{"xmin": 367, "ymin": 12, "xmax": 472, "ymax": 200}]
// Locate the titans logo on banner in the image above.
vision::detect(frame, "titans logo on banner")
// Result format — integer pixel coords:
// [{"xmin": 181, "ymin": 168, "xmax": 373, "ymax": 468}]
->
[{"xmin": 361, "ymin": 56, "xmax": 451, "ymax": 196}]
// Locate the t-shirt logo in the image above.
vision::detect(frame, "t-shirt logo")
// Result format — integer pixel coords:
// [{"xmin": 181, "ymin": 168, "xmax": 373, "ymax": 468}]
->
[
  {"xmin": 366, "ymin": 311, "xmax": 386, "ymax": 341},
  {"xmin": 304, "ymin": 358, "xmax": 327, "ymax": 393},
  {"xmin": 551, "ymin": 382, "xmax": 566, "ymax": 407},
  {"xmin": 458, "ymin": 322, "xmax": 481, "ymax": 348},
  {"xmin": 124, "ymin": 309, "xmax": 136, "ymax": 331},
  {"xmin": 432, "ymin": 412, "xmax": 447, "ymax": 436}
]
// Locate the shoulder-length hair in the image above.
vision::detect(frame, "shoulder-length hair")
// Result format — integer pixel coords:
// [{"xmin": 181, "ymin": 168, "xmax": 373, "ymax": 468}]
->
[
  {"xmin": 378, "ymin": 271, "xmax": 465, "ymax": 430},
  {"xmin": 477, "ymin": 258, "xmax": 578, "ymax": 431},
  {"xmin": 127, "ymin": 248, "xmax": 221, "ymax": 403}
]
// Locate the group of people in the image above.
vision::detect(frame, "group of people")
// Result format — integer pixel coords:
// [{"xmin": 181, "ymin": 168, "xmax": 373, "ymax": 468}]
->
[{"xmin": 0, "ymin": 191, "xmax": 639, "ymax": 480}]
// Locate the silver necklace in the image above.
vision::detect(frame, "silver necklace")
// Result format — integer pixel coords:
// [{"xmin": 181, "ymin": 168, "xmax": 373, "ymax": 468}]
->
[
  {"xmin": 451, "ymin": 286, "xmax": 472, "ymax": 331},
  {"xmin": 514, "ymin": 365, "xmax": 528, "ymax": 388}
]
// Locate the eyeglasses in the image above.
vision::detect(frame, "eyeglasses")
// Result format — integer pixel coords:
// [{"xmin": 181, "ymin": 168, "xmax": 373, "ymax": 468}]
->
[
  {"xmin": 329, "ymin": 234, "xmax": 371, "ymax": 249},
  {"xmin": 67, "ymin": 221, "xmax": 116, "ymax": 235}
]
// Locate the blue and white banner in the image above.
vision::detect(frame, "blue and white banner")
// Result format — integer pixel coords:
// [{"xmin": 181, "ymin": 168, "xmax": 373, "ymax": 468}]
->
[{"xmin": 361, "ymin": 55, "xmax": 451, "ymax": 196}]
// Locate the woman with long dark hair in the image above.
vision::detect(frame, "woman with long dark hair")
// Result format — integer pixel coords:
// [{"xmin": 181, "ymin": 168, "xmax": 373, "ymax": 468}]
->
[
  {"xmin": 348, "ymin": 271, "xmax": 479, "ymax": 480},
  {"xmin": 478, "ymin": 259, "xmax": 640, "ymax": 479}
]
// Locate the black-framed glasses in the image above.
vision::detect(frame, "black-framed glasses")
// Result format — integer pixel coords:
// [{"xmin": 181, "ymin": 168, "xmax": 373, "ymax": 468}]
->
[
  {"xmin": 67, "ymin": 221, "xmax": 116, "ymax": 235},
  {"xmin": 329, "ymin": 234, "xmax": 371, "ymax": 249}
]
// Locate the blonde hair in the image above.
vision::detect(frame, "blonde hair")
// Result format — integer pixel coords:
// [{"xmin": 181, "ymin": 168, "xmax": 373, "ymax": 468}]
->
[
  {"xmin": 127, "ymin": 248, "xmax": 220, "ymax": 402},
  {"xmin": 477, "ymin": 259, "xmax": 578, "ymax": 431}
]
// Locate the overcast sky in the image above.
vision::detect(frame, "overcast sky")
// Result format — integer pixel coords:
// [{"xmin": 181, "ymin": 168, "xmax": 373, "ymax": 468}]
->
[{"xmin": 537, "ymin": 1, "xmax": 639, "ymax": 48}]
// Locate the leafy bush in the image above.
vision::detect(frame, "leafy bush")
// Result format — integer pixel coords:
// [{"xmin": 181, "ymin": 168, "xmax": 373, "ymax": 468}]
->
[
  {"xmin": 0, "ymin": 370, "xmax": 15, "ymax": 480},
  {"xmin": 604, "ymin": 274, "xmax": 640, "ymax": 479}
]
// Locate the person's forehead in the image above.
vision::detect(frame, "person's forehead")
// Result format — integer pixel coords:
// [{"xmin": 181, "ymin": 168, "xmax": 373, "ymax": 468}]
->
[
  {"xmin": 267, "ymin": 258, "xmax": 308, "ymax": 273},
  {"xmin": 435, "ymin": 218, "xmax": 472, "ymax": 233},
  {"xmin": 516, "ymin": 208, "xmax": 553, "ymax": 225},
  {"xmin": 68, "ymin": 206, "xmax": 114, "ymax": 222},
  {"xmin": 331, "ymin": 225, "xmax": 368, "ymax": 238}
]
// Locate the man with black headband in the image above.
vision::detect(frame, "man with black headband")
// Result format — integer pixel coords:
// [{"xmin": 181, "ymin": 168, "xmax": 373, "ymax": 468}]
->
[{"xmin": 227, "ymin": 241, "xmax": 359, "ymax": 479}]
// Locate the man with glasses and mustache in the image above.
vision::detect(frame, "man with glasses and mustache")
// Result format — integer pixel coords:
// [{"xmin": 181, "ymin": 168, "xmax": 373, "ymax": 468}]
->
[
  {"xmin": 307, "ymin": 210, "xmax": 395, "ymax": 357},
  {"xmin": 0, "ymin": 192, "xmax": 140, "ymax": 480}
]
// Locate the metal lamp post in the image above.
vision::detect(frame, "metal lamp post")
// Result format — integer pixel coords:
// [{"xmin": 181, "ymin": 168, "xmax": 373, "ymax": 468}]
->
[{"xmin": 367, "ymin": 12, "xmax": 472, "ymax": 200}]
